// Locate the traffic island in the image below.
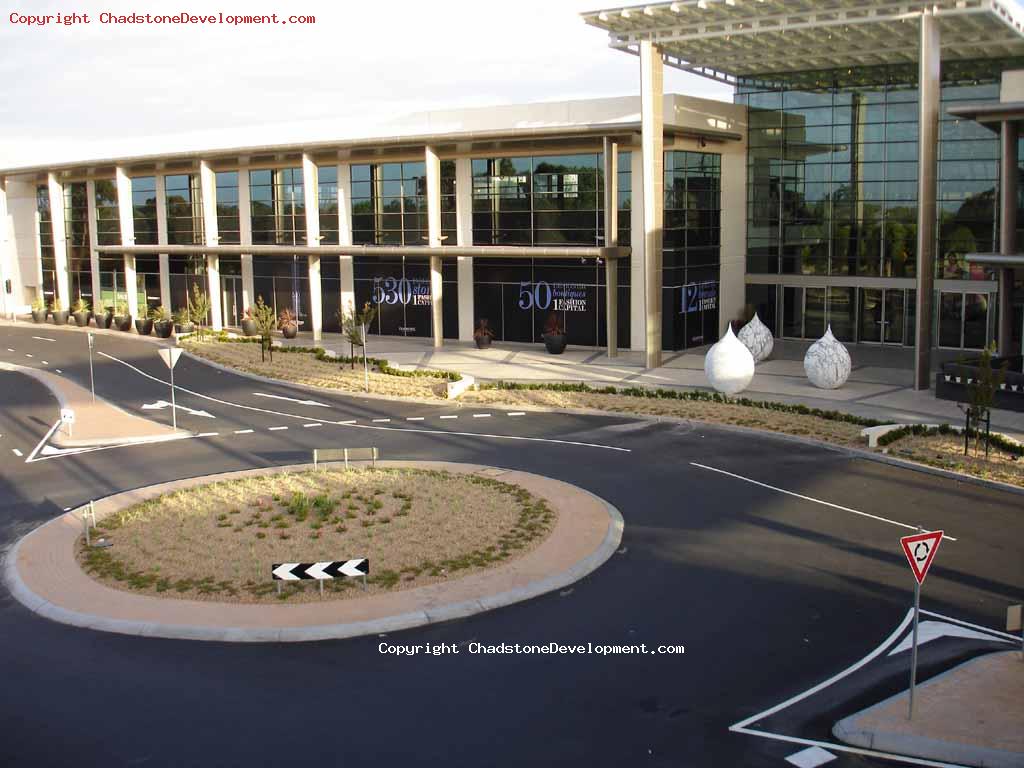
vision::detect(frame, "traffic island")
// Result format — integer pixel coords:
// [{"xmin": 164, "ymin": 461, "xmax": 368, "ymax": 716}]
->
[
  {"xmin": 833, "ymin": 651, "xmax": 1024, "ymax": 768},
  {"xmin": 4, "ymin": 461, "xmax": 623, "ymax": 642}
]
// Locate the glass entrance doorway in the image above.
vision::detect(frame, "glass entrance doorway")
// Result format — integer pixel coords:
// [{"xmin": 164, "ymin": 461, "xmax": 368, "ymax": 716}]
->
[
  {"xmin": 222, "ymin": 275, "xmax": 242, "ymax": 327},
  {"xmin": 858, "ymin": 288, "xmax": 905, "ymax": 345}
]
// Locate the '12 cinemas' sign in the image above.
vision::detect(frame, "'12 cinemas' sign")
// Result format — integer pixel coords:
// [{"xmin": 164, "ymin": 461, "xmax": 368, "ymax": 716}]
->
[
  {"xmin": 683, "ymin": 282, "xmax": 718, "ymax": 314},
  {"xmin": 372, "ymin": 277, "xmax": 431, "ymax": 306},
  {"xmin": 517, "ymin": 281, "xmax": 587, "ymax": 312}
]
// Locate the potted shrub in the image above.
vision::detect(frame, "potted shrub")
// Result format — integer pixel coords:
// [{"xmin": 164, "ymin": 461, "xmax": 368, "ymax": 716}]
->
[
  {"xmin": 113, "ymin": 300, "xmax": 133, "ymax": 332},
  {"xmin": 30, "ymin": 296, "xmax": 47, "ymax": 324},
  {"xmin": 187, "ymin": 285, "xmax": 211, "ymax": 340},
  {"xmin": 279, "ymin": 308, "xmax": 298, "ymax": 339},
  {"xmin": 542, "ymin": 312, "xmax": 567, "ymax": 355},
  {"xmin": 253, "ymin": 296, "xmax": 277, "ymax": 362},
  {"xmin": 474, "ymin": 318, "xmax": 495, "ymax": 349},
  {"xmin": 135, "ymin": 306, "xmax": 154, "ymax": 336},
  {"xmin": 95, "ymin": 305, "xmax": 114, "ymax": 329},
  {"xmin": 240, "ymin": 306, "xmax": 258, "ymax": 337},
  {"xmin": 72, "ymin": 298, "xmax": 90, "ymax": 327},
  {"xmin": 51, "ymin": 297, "xmax": 70, "ymax": 326},
  {"xmin": 174, "ymin": 306, "xmax": 194, "ymax": 336},
  {"xmin": 152, "ymin": 306, "xmax": 173, "ymax": 338}
]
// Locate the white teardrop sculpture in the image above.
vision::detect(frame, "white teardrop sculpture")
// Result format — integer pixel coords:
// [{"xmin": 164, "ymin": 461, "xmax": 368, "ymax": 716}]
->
[
  {"xmin": 704, "ymin": 324, "xmax": 755, "ymax": 395},
  {"xmin": 803, "ymin": 325, "xmax": 852, "ymax": 389},
  {"xmin": 737, "ymin": 312, "xmax": 774, "ymax": 363}
]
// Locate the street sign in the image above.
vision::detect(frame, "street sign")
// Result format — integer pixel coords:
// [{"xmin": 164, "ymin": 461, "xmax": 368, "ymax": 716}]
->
[
  {"xmin": 87, "ymin": 332, "xmax": 94, "ymax": 350},
  {"xmin": 60, "ymin": 408, "xmax": 75, "ymax": 425},
  {"xmin": 158, "ymin": 347, "xmax": 182, "ymax": 369},
  {"xmin": 272, "ymin": 559, "xmax": 368, "ymax": 581},
  {"xmin": 1008, "ymin": 604, "xmax": 1022, "ymax": 633},
  {"xmin": 900, "ymin": 530, "xmax": 944, "ymax": 585}
]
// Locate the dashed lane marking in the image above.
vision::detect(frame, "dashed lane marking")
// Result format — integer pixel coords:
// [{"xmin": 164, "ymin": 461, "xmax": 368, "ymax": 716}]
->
[
  {"xmin": 196, "ymin": 432, "xmax": 219, "ymax": 438},
  {"xmin": 41, "ymin": 361, "xmax": 48, "ymax": 365},
  {"xmin": 303, "ymin": 423, "xmax": 322, "ymax": 428},
  {"xmin": 339, "ymin": 420, "xmax": 356, "ymax": 425},
  {"xmin": 508, "ymin": 412, "xmax": 525, "ymax": 416},
  {"xmin": 6, "ymin": 348, "xmax": 14, "ymax": 352},
  {"xmin": 405, "ymin": 417, "xmax": 424, "ymax": 421},
  {"xmin": 268, "ymin": 426, "xmax": 288, "ymax": 431},
  {"xmin": 472, "ymin": 413, "xmax": 492, "ymax": 418},
  {"xmin": 32, "ymin": 336, "xmax": 55, "ymax": 342},
  {"xmin": 234, "ymin": 429, "xmax": 254, "ymax": 434},
  {"xmin": 24, "ymin": 354, "xmax": 32, "ymax": 358},
  {"xmin": 372, "ymin": 418, "xmax": 390, "ymax": 423},
  {"xmin": 12, "ymin": 448, "xmax": 23, "ymax": 457},
  {"xmin": 55, "ymin": 369, "xmax": 62, "ymax": 373},
  {"xmin": 440, "ymin": 415, "xmax": 457, "ymax": 419}
]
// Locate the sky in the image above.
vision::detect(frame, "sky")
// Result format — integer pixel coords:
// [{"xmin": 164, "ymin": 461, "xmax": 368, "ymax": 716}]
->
[{"xmin": 0, "ymin": 0, "xmax": 733, "ymax": 169}]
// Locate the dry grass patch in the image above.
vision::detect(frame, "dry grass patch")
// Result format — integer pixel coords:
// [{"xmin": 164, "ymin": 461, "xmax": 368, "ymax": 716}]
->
[
  {"xmin": 883, "ymin": 433, "xmax": 1024, "ymax": 487},
  {"xmin": 182, "ymin": 339, "xmax": 446, "ymax": 399},
  {"xmin": 77, "ymin": 468, "xmax": 556, "ymax": 603},
  {"xmin": 463, "ymin": 388, "xmax": 867, "ymax": 446}
]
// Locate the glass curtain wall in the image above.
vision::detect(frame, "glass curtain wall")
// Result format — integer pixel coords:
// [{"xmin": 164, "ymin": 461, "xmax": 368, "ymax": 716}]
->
[
  {"xmin": 133, "ymin": 176, "xmax": 160, "ymax": 315},
  {"xmin": 216, "ymin": 172, "xmax": 240, "ymax": 245},
  {"xmin": 93, "ymin": 180, "xmax": 121, "ymax": 311},
  {"xmin": 62, "ymin": 182, "xmax": 91, "ymax": 305},
  {"xmin": 36, "ymin": 186, "xmax": 54, "ymax": 304}
]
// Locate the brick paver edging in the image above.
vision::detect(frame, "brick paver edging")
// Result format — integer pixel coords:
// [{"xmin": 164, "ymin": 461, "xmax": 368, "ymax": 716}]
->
[{"xmin": 3, "ymin": 461, "xmax": 623, "ymax": 643}]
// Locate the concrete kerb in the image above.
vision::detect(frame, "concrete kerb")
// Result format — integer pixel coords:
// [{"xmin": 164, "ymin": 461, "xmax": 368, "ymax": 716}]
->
[{"xmin": 2, "ymin": 461, "xmax": 624, "ymax": 643}]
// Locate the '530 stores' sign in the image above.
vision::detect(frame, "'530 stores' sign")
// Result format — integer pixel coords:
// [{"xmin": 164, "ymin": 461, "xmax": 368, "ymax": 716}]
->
[
  {"xmin": 517, "ymin": 281, "xmax": 587, "ymax": 312},
  {"xmin": 372, "ymin": 277, "xmax": 431, "ymax": 306}
]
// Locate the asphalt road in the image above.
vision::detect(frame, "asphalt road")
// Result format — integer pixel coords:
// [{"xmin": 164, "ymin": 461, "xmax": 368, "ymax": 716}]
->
[{"xmin": 0, "ymin": 323, "xmax": 1020, "ymax": 768}]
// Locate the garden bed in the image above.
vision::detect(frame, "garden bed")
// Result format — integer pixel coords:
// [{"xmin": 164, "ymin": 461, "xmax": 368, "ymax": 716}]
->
[{"xmin": 77, "ymin": 467, "xmax": 556, "ymax": 603}]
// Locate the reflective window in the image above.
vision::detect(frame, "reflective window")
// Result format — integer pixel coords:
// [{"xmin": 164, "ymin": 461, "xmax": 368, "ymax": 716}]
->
[
  {"xmin": 133, "ymin": 176, "xmax": 160, "ymax": 246},
  {"xmin": 36, "ymin": 186, "xmax": 54, "ymax": 300},
  {"xmin": 62, "ymin": 182, "xmax": 90, "ymax": 301},
  {"xmin": 318, "ymin": 165, "xmax": 338, "ymax": 245},
  {"xmin": 216, "ymin": 171, "xmax": 240, "ymax": 245},
  {"xmin": 250, "ymin": 168, "xmax": 305, "ymax": 246},
  {"xmin": 350, "ymin": 161, "xmax": 454, "ymax": 246},
  {"xmin": 94, "ymin": 180, "xmax": 120, "ymax": 246}
]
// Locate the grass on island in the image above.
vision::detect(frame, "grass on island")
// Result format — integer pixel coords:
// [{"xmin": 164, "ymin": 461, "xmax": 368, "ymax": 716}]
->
[{"xmin": 77, "ymin": 468, "xmax": 556, "ymax": 603}]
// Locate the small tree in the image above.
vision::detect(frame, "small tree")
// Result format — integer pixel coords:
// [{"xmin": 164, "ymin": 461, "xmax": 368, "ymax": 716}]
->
[
  {"xmin": 251, "ymin": 296, "xmax": 277, "ymax": 363},
  {"xmin": 188, "ymin": 284, "xmax": 211, "ymax": 341},
  {"xmin": 337, "ymin": 301, "xmax": 378, "ymax": 370},
  {"xmin": 964, "ymin": 343, "xmax": 1008, "ymax": 457}
]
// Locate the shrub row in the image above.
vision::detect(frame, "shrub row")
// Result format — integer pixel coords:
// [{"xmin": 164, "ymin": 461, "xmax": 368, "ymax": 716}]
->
[{"xmin": 877, "ymin": 422, "xmax": 1024, "ymax": 455}]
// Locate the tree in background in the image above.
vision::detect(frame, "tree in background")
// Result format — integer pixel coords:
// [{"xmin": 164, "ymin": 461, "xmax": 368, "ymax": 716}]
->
[
  {"xmin": 188, "ymin": 284, "xmax": 211, "ymax": 341},
  {"xmin": 252, "ymin": 296, "xmax": 277, "ymax": 363},
  {"xmin": 337, "ymin": 300, "xmax": 378, "ymax": 370}
]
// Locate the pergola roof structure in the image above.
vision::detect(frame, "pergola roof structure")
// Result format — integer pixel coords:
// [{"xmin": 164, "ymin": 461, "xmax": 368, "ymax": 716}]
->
[{"xmin": 581, "ymin": 0, "xmax": 1024, "ymax": 84}]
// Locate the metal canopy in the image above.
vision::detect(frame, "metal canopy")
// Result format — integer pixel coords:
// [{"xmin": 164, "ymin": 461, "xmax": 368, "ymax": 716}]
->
[
  {"xmin": 966, "ymin": 251, "xmax": 1024, "ymax": 266},
  {"xmin": 947, "ymin": 100, "xmax": 1024, "ymax": 125},
  {"xmin": 582, "ymin": 0, "xmax": 1024, "ymax": 84},
  {"xmin": 95, "ymin": 244, "xmax": 631, "ymax": 260}
]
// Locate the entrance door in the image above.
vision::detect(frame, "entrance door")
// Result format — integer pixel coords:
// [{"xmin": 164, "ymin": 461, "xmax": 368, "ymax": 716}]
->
[
  {"xmin": 859, "ymin": 288, "xmax": 883, "ymax": 343},
  {"xmin": 883, "ymin": 290, "xmax": 905, "ymax": 345},
  {"xmin": 222, "ymin": 275, "xmax": 241, "ymax": 327}
]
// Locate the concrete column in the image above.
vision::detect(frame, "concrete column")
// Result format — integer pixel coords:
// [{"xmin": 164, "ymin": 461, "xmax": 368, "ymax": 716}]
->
[
  {"xmin": 47, "ymin": 173, "xmax": 70, "ymax": 307},
  {"xmin": 639, "ymin": 40, "xmax": 664, "ymax": 368},
  {"xmin": 914, "ymin": 10, "xmax": 940, "ymax": 390},
  {"xmin": 199, "ymin": 160, "xmax": 222, "ymax": 330},
  {"xmin": 603, "ymin": 137, "xmax": 619, "ymax": 358},
  {"xmin": 238, "ymin": 164, "xmax": 255, "ymax": 311},
  {"xmin": 302, "ymin": 153, "xmax": 322, "ymax": 341},
  {"xmin": 337, "ymin": 162, "xmax": 355, "ymax": 316},
  {"xmin": 455, "ymin": 155, "xmax": 474, "ymax": 342},
  {"xmin": 85, "ymin": 179, "xmax": 101, "ymax": 309},
  {"xmin": 630, "ymin": 149, "xmax": 645, "ymax": 351},
  {"xmin": 115, "ymin": 167, "xmax": 137, "ymax": 318},
  {"xmin": 999, "ymin": 121, "xmax": 1018, "ymax": 356},
  {"xmin": 425, "ymin": 145, "xmax": 444, "ymax": 348},
  {"xmin": 0, "ymin": 178, "xmax": 9, "ymax": 318},
  {"xmin": 719, "ymin": 151, "xmax": 748, "ymax": 336},
  {"xmin": 155, "ymin": 174, "xmax": 171, "ymax": 309}
]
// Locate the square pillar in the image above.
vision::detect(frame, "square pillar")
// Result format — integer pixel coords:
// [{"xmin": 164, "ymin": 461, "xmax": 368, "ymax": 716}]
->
[
  {"xmin": 602, "ymin": 137, "xmax": 619, "ymax": 358},
  {"xmin": 425, "ymin": 145, "xmax": 444, "ymax": 348},
  {"xmin": 639, "ymin": 40, "xmax": 664, "ymax": 369},
  {"xmin": 914, "ymin": 11, "xmax": 940, "ymax": 390},
  {"xmin": 115, "ymin": 167, "xmax": 138, "ymax": 319},
  {"xmin": 455, "ymin": 155, "xmax": 475, "ymax": 342},
  {"xmin": 85, "ymin": 179, "xmax": 101, "ymax": 310},
  {"xmin": 630, "ymin": 149, "xmax": 646, "ymax": 351},
  {"xmin": 155, "ymin": 174, "xmax": 171, "ymax": 310},
  {"xmin": 199, "ymin": 160, "xmax": 222, "ymax": 330},
  {"xmin": 47, "ymin": 173, "xmax": 70, "ymax": 307},
  {"xmin": 999, "ymin": 121, "xmax": 1018, "ymax": 356},
  {"xmin": 337, "ymin": 162, "xmax": 356, "ymax": 317},
  {"xmin": 302, "ymin": 153, "xmax": 322, "ymax": 341},
  {"xmin": 238, "ymin": 163, "xmax": 255, "ymax": 311},
  {"xmin": 0, "ymin": 178, "xmax": 10, "ymax": 318}
]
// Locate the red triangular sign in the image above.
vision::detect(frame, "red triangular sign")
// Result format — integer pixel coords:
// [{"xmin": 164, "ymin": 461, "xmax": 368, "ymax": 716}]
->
[{"xmin": 900, "ymin": 530, "xmax": 944, "ymax": 585}]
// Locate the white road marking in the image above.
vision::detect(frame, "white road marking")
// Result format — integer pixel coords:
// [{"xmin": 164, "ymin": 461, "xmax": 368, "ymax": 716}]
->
[
  {"xmin": 196, "ymin": 432, "xmax": 219, "ymax": 438},
  {"xmin": 372, "ymin": 418, "xmax": 390, "ymax": 423},
  {"xmin": 32, "ymin": 336, "xmax": 55, "ymax": 342},
  {"xmin": 472, "ymin": 413, "xmax": 492, "ymax": 418},
  {"xmin": 6, "ymin": 348, "xmax": 14, "ymax": 352},
  {"xmin": 439, "ymin": 415, "xmax": 458, "ymax": 420},
  {"xmin": 234, "ymin": 429, "xmax": 254, "ymax": 434},
  {"xmin": 12, "ymin": 448, "xmax": 23, "ymax": 457},
  {"xmin": 55, "ymin": 369, "xmax": 62, "ymax": 374},
  {"xmin": 268, "ymin": 426, "xmax": 288, "ymax": 431},
  {"xmin": 338, "ymin": 420, "xmax": 357, "ymax": 425},
  {"xmin": 141, "ymin": 400, "xmax": 216, "ymax": 418},
  {"xmin": 887, "ymin": 620, "xmax": 1011, "ymax": 656},
  {"xmin": 41, "ymin": 360, "xmax": 48, "ymax": 365},
  {"xmin": 303, "ymin": 423, "xmax": 322, "ymax": 428},
  {"xmin": 25, "ymin": 354, "xmax": 32, "ymax": 358},
  {"xmin": 920, "ymin": 609, "xmax": 1021, "ymax": 642},
  {"xmin": 507, "ymin": 412, "xmax": 525, "ymax": 417},
  {"xmin": 785, "ymin": 746, "xmax": 836, "ymax": 768},
  {"xmin": 63, "ymin": 506, "xmax": 72, "ymax": 512},
  {"xmin": 405, "ymin": 417, "xmax": 424, "ymax": 421},
  {"xmin": 690, "ymin": 462, "xmax": 958, "ymax": 542},
  {"xmin": 252, "ymin": 392, "xmax": 330, "ymax": 408}
]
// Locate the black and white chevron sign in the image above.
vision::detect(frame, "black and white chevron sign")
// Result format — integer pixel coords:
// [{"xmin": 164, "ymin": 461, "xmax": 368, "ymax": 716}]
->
[{"xmin": 272, "ymin": 559, "xmax": 369, "ymax": 581}]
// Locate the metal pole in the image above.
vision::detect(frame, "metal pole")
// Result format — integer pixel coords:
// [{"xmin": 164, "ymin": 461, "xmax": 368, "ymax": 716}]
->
[
  {"xmin": 908, "ymin": 578, "xmax": 921, "ymax": 719},
  {"xmin": 88, "ymin": 334, "xmax": 95, "ymax": 402},
  {"xmin": 362, "ymin": 322, "xmax": 369, "ymax": 393},
  {"xmin": 999, "ymin": 121, "xmax": 1018, "ymax": 356},
  {"xmin": 170, "ymin": 361, "xmax": 177, "ymax": 431},
  {"xmin": 319, "ymin": 580, "xmax": 324, "ymax": 599}
]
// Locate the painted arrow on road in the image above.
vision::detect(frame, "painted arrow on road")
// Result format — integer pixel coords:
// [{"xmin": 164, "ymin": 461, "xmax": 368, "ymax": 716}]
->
[
  {"xmin": 253, "ymin": 392, "xmax": 331, "ymax": 408},
  {"xmin": 272, "ymin": 559, "xmax": 369, "ymax": 581},
  {"xmin": 141, "ymin": 400, "xmax": 215, "ymax": 418}
]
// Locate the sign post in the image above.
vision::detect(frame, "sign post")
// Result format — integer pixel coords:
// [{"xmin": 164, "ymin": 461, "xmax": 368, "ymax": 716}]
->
[
  {"xmin": 87, "ymin": 332, "xmax": 96, "ymax": 402},
  {"xmin": 60, "ymin": 407, "xmax": 75, "ymax": 439},
  {"xmin": 362, "ymin": 322, "xmax": 369, "ymax": 393},
  {"xmin": 1007, "ymin": 604, "xmax": 1023, "ymax": 661},
  {"xmin": 157, "ymin": 347, "xmax": 183, "ymax": 431},
  {"xmin": 899, "ymin": 528, "xmax": 944, "ymax": 720}
]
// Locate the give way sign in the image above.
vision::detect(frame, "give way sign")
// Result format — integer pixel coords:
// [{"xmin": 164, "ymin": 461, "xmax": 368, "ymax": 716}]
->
[
  {"xmin": 158, "ymin": 347, "xmax": 183, "ymax": 370},
  {"xmin": 900, "ymin": 530, "xmax": 944, "ymax": 585}
]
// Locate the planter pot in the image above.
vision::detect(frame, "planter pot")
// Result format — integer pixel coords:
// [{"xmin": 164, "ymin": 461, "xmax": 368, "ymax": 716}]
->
[
  {"xmin": 281, "ymin": 324, "xmax": 298, "ymax": 339},
  {"xmin": 31, "ymin": 310, "xmax": 47, "ymax": 323},
  {"xmin": 135, "ymin": 318, "xmax": 154, "ymax": 335},
  {"xmin": 543, "ymin": 333, "xmax": 567, "ymax": 355},
  {"xmin": 95, "ymin": 312, "xmax": 113, "ymax": 329},
  {"xmin": 153, "ymin": 320, "xmax": 173, "ymax": 339},
  {"xmin": 474, "ymin": 335, "xmax": 493, "ymax": 349},
  {"xmin": 240, "ymin": 318, "xmax": 259, "ymax": 337},
  {"xmin": 73, "ymin": 311, "xmax": 90, "ymax": 327},
  {"xmin": 113, "ymin": 315, "xmax": 133, "ymax": 332},
  {"xmin": 175, "ymin": 322, "xmax": 195, "ymax": 336},
  {"xmin": 51, "ymin": 311, "xmax": 69, "ymax": 326}
]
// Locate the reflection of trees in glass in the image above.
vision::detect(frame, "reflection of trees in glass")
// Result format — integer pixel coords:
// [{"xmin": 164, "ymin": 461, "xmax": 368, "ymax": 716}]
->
[
  {"xmin": 942, "ymin": 225, "xmax": 976, "ymax": 279},
  {"xmin": 939, "ymin": 188, "xmax": 995, "ymax": 280}
]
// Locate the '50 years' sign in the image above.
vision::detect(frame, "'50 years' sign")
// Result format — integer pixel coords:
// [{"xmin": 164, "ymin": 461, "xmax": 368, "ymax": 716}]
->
[{"xmin": 517, "ymin": 281, "xmax": 587, "ymax": 312}]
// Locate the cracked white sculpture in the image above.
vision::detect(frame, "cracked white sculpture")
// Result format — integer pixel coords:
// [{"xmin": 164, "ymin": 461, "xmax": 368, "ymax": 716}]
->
[
  {"xmin": 737, "ymin": 313, "xmax": 774, "ymax": 363},
  {"xmin": 804, "ymin": 326, "xmax": 852, "ymax": 389},
  {"xmin": 704, "ymin": 324, "xmax": 755, "ymax": 395}
]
